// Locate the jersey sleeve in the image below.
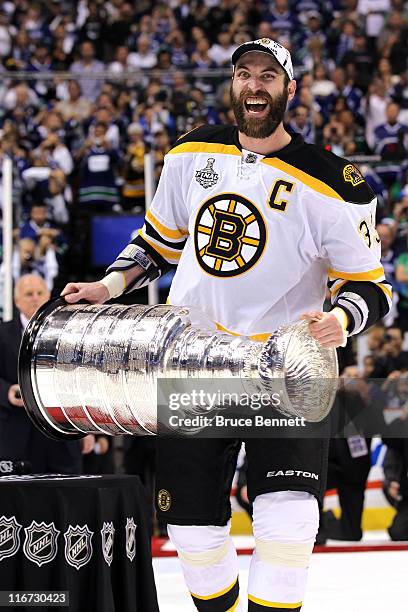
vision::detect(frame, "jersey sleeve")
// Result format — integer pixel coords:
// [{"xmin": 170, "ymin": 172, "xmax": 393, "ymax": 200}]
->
[
  {"xmin": 138, "ymin": 154, "xmax": 189, "ymax": 265},
  {"xmin": 105, "ymin": 154, "xmax": 189, "ymax": 292},
  {"xmin": 319, "ymin": 196, "xmax": 391, "ymax": 335}
]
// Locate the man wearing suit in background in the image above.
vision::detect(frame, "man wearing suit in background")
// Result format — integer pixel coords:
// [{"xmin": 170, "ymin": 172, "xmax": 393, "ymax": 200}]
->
[{"xmin": 0, "ymin": 274, "xmax": 94, "ymax": 473}]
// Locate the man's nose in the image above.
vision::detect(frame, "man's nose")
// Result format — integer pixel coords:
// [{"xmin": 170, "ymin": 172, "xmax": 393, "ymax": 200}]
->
[{"xmin": 245, "ymin": 77, "xmax": 267, "ymax": 92}]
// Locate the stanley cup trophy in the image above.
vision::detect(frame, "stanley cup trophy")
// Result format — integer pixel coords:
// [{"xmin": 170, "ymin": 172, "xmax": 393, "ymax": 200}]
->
[{"xmin": 18, "ymin": 299, "xmax": 338, "ymax": 440}]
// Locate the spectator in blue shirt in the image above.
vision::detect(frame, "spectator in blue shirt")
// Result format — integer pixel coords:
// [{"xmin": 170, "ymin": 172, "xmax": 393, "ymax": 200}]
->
[{"xmin": 374, "ymin": 101, "xmax": 408, "ymax": 184}]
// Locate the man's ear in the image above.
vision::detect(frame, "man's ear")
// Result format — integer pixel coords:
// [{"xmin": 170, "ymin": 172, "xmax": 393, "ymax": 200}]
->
[{"xmin": 288, "ymin": 79, "xmax": 297, "ymax": 102}]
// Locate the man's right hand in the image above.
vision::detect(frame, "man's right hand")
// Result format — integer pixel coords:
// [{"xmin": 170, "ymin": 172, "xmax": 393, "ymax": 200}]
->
[
  {"xmin": 61, "ymin": 281, "xmax": 110, "ymax": 304},
  {"xmin": 8, "ymin": 384, "xmax": 24, "ymax": 407}
]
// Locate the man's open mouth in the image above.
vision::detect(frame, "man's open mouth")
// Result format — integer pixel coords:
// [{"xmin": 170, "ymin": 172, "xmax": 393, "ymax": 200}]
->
[{"xmin": 244, "ymin": 96, "xmax": 269, "ymax": 114}]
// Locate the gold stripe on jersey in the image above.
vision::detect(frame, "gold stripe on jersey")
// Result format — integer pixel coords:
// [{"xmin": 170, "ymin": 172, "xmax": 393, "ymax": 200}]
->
[
  {"xmin": 191, "ymin": 578, "xmax": 238, "ymax": 601},
  {"xmin": 329, "ymin": 279, "xmax": 348, "ymax": 297},
  {"xmin": 146, "ymin": 209, "xmax": 188, "ymax": 240},
  {"xmin": 168, "ymin": 142, "xmax": 241, "ymax": 157},
  {"xmin": 248, "ymin": 595, "xmax": 302, "ymax": 608},
  {"xmin": 262, "ymin": 158, "xmax": 343, "ymax": 201},
  {"xmin": 176, "ymin": 126, "xmax": 202, "ymax": 141},
  {"xmin": 249, "ymin": 331, "xmax": 278, "ymax": 342},
  {"xmin": 165, "ymin": 303, "xmax": 273, "ymax": 342},
  {"xmin": 215, "ymin": 321, "xmax": 271, "ymax": 343},
  {"xmin": 138, "ymin": 229, "xmax": 181, "ymax": 263},
  {"xmin": 377, "ymin": 282, "xmax": 393, "ymax": 310},
  {"xmin": 228, "ymin": 596, "xmax": 240, "ymax": 611},
  {"xmin": 328, "ymin": 266, "xmax": 385, "ymax": 282},
  {"xmin": 378, "ymin": 282, "xmax": 392, "ymax": 300}
]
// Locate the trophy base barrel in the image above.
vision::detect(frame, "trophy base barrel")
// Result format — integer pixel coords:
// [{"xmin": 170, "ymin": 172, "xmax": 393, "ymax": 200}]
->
[{"xmin": 18, "ymin": 298, "xmax": 86, "ymax": 441}]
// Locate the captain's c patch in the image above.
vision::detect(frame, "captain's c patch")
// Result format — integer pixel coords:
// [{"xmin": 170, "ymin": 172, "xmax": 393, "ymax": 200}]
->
[{"xmin": 194, "ymin": 193, "xmax": 266, "ymax": 277}]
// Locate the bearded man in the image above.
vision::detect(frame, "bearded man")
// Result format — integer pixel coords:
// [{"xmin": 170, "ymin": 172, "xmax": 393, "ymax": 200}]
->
[{"xmin": 62, "ymin": 40, "xmax": 391, "ymax": 611}]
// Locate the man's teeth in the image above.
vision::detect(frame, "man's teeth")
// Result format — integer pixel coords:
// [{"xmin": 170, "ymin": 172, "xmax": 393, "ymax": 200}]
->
[
  {"xmin": 246, "ymin": 98, "xmax": 268, "ymax": 104},
  {"xmin": 245, "ymin": 97, "xmax": 268, "ymax": 114}
]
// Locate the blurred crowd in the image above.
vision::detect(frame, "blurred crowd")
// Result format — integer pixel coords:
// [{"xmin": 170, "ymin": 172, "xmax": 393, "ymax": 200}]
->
[
  {"xmin": 0, "ymin": 0, "xmax": 405, "ymax": 297},
  {"xmin": 0, "ymin": 0, "xmax": 408, "ymax": 538}
]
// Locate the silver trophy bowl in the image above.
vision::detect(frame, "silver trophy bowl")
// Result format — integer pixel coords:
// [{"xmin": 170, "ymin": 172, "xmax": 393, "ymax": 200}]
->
[{"xmin": 18, "ymin": 299, "xmax": 338, "ymax": 439}]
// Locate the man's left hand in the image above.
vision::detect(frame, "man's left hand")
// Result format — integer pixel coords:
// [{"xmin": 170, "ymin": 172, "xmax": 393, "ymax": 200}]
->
[{"xmin": 301, "ymin": 310, "xmax": 347, "ymax": 348}]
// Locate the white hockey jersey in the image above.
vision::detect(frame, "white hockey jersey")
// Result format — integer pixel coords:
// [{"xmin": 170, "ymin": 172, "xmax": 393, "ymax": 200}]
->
[{"xmin": 116, "ymin": 126, "xmax": 391, "ymax": 340}]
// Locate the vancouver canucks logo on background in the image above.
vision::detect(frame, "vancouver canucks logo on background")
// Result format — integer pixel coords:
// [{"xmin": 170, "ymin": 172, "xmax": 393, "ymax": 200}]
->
[
  {"xmin": 101, "ymin": 522, "xmax": 115, "ymax": 567},
  {"xmin": 343, "ymin": 163, "xmax": 364, "ymax": 187},
  {"xmin": 0, "ymin": 516, "xmax": 22, "ymax": 562},
  {"xmin": 125, "ymin": 518, "xmax": 137, "ymax": 562},
  {"xmin": 64, "ymin": 524, "xmax": 93, "ymax": 570},
  {"xmin": 23, "ymin": 521, "xmax": 60, "ymax": 567},
  {"xmin": 194, "ymin": 193, "xmax": 266, "ymax": 278},
  {"xmin": 195, "ymin": 158, "xmax": 219, "ymax": 189}
]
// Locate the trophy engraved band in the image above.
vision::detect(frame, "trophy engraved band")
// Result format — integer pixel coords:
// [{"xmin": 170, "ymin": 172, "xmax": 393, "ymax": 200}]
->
[{"xmin": 18, "ymin": 299, "xmax": 338, "ymax": 440}]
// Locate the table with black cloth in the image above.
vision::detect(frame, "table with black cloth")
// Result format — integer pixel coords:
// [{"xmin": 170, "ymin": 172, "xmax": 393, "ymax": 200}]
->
[{"xmin": 0, "ymin": 474, "xmax": 159, "ymax": 612}]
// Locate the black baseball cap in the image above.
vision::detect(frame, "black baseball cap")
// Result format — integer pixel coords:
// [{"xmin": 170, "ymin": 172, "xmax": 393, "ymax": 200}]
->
[{"xmin": 232, "ymin": 38, "xmax": 294, "ymax": 80}]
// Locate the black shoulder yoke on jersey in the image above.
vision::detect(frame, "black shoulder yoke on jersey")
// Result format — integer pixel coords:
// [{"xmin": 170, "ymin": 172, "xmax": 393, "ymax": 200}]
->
[
  {"xmin": 171, "ymin": 125, "xmax": 375, "ymax": 205},
  {"xmin": 171, "ymin": 124, "xmax": 239, "ymax": 148},
  {"xmin": 273, "ymin": 135, "xmax": 375, "ymax": 205}
]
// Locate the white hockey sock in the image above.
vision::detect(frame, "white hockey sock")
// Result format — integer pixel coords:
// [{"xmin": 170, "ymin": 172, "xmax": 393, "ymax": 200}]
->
[
  {"xmin": 247, "ymin": 491, "xmax": 319, "ymax": 610},
  {"xmin": 168, "ymin": 522, "xmax": 242, "ymax": 611}
]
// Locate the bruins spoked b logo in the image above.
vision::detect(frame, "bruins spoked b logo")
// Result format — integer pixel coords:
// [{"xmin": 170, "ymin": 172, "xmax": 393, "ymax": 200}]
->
[
  {"xmin": 194, "ymin": 193, "xmax": 266, "ymax": 277},
  {"xmin": 157, "ymin": 489, "xmax": 171, "ymax": 512}
]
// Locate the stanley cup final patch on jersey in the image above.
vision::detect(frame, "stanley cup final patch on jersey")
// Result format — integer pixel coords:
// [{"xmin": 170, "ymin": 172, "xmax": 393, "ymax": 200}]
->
[
  {"xmin": 195, "ymin": 158, "xmax": 220, "ymax": 189},
  {"xmin": 194, "ymin": 193, "xmax": 267, "ymax": 277},
  {"xmin": 343, "ymin": 163, "xmax": 365, "ymax": 187}
]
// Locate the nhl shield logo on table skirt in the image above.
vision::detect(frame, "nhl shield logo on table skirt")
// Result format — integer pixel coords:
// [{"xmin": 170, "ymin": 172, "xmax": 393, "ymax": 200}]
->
[
  {"xmin": 101, "ymin": 522, "xmax": 115, "ymax": 566},
  {"xmin": 125, "ymin": 517, "xmax": 137, "ymax": 562},
  {"xmin": 23, "ymin": 521, "xmax": 60, "ymax": 567},
  {"xmin": 0, "ymin": 516, "xmax": 22, "ymax": 561},
  {"xmin": 64, "ymin": 524, "xmax": 93, "ymax": 570}
]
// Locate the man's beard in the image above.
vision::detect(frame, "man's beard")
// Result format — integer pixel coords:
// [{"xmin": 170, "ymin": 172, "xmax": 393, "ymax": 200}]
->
[{"xmin": 230, "ymin": 84, "xmax": 288, "ymax": 139}]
